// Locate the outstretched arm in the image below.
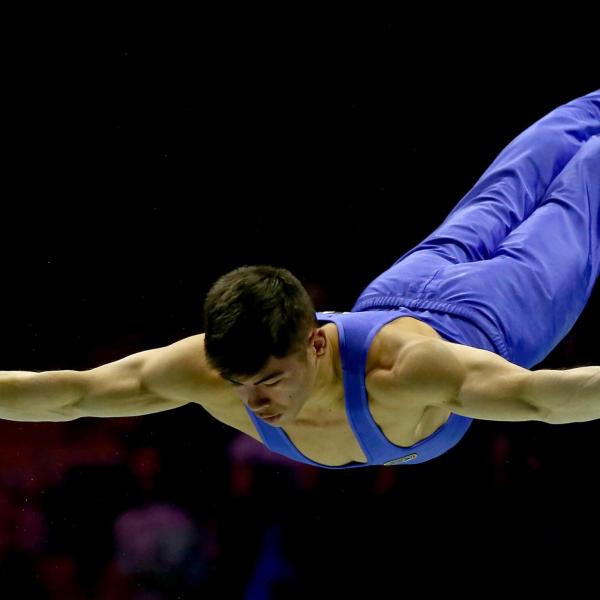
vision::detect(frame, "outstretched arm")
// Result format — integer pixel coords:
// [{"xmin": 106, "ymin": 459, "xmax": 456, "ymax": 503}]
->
[
  {"xmin": 0, "ymin": 334, "xmax": 215, "ymax": 422},
  {"xmin": 394, "ymin": 339, "xmax": 600, "ymax": 425}
]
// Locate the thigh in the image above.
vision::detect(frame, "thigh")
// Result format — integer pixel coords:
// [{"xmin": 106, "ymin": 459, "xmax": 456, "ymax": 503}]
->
[
  {"xmin": 420, "ymin": 135, "xmax": 600, "ymax": 368},
  {"xmin": 407, "ymin": 90, "xmax": 600, "ymax": 263},
  {"xmin": 355, "ymin": 90, "xmax": 600, "ymax": 305}
]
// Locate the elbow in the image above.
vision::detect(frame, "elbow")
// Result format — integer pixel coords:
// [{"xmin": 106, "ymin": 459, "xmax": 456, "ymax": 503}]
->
[
  {"xmin": 518, "ymin": 389, "xmax": 554, "ymax": 424},
  {"xmin": 530, "ymin": 403, "xmax": 554, "ymax": 424}
]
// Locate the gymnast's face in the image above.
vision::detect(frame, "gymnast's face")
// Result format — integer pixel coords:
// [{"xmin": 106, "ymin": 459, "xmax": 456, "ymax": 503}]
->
[{"xmin": 225, "ymin": 327, "xmax": 329, "ymax": 427}]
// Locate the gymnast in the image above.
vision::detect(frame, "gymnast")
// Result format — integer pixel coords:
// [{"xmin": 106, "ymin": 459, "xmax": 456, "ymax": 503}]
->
[{"xmin": 1, "ymin": 90, "xmax": 598, "ymax": 469}]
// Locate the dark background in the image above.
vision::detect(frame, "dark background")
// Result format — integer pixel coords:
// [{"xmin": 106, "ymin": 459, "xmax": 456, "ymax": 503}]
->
[{"xmin": 0, "ymin": 12, "xmax": 598, "ymax": 598}]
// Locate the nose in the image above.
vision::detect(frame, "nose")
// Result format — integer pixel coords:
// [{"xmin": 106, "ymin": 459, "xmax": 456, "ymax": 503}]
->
[
  {"xmin": 247, "ymin": 398, "xmax": 271, "ymax": 412},
  {"xmin": 244, "ymin": 390, "xmax": 271, "ymax": 412}
]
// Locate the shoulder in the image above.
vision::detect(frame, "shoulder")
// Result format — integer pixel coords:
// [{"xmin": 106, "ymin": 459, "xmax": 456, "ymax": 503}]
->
[
  {"xmin": 367, "ymin": 335, "xmax": 461, "ymax": 410},
  {"xmin": 366, "ymin": 315, "xmax": 444, "ymax": 374},
  {"xmin": 141, "ymin": 333, "xmax": 231, "ymax": 405}
]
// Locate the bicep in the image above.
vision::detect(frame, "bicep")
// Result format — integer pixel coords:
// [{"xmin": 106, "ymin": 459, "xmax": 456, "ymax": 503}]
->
[
  {"xmin": 76, "ymin": 348, "xmax": 189, "ymax": 418},
  {"xmin": 398, "ymin": 340, "xmax": 543, "ymax": 422},
  {"xmin": 76, "ymin": 333, "xmax": 236, "ymax": 418}
]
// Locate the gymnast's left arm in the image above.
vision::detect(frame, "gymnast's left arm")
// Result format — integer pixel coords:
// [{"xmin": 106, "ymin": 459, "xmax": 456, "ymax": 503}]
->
[{"xmin": 395, "ymin": 339, "xmax": 600, "ymax": 425}]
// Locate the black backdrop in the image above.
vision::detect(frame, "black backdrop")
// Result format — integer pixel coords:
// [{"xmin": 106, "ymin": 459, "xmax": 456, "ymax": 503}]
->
[{"xmin": 1, "ymin": 11, "xmax": 599, "ymax": 597}]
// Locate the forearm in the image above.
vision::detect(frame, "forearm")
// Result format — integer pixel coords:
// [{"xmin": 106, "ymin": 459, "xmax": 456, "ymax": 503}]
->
[
  {"xmin": 0, "ymin": 370, "xmax": 84, "ymax": 422},
  {"xmin": 524, "ymin": 366, "xmax": 600, "ymax": 424}
]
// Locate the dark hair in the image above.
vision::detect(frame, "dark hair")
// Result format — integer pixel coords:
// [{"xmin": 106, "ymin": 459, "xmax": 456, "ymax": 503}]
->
[{"xmin": 203, "ymin": 265, "xmax": 317, "ymax": 379}]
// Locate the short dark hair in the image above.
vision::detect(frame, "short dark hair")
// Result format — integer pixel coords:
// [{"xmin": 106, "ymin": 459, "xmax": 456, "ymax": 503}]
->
[{"xmin": 203, "ymin": 265, "xmax": 317, "ymax": 379}]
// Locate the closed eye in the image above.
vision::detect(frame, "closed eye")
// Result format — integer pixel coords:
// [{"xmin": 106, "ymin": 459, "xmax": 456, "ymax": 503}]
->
[{"xmin": 226, "ymin": 379, "xmax": 281, "ymax": 387}]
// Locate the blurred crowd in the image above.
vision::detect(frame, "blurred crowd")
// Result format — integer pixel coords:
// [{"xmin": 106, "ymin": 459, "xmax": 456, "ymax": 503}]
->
[
  {"xmin": 0, "ymin": 376, "xmax": 596, "ymax": 598},
  {"xmin": 0, "ymin": 281, "xmax": 598, "ymax": 598}
]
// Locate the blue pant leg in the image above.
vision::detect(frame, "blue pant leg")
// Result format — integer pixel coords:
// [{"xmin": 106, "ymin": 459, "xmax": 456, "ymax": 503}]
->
[
  {"xmin": 354, "ymin": 90, "xmax": 600, "ymax": 305},
  {"xmin": 422, "ymin": 134, "xmax": 600, "ymax": 368}
]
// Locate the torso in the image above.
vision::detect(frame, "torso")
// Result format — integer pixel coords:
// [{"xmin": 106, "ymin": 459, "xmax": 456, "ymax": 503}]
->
[{"xmin": 197, "ymin": 316, "xmax": 452, "ymax": 467}]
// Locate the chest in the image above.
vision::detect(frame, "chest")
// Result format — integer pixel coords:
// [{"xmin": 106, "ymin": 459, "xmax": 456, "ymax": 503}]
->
[
  {"xmin": 214, "ymin": 384, "xmax": 449, "ymax": 467},
  {"xmin": 206, "ymin": 319, "xmax": 449, "ymax": 467},
  {"xmin": 281, "ymin": 398, "xmax": 449, "ymax": 466}
]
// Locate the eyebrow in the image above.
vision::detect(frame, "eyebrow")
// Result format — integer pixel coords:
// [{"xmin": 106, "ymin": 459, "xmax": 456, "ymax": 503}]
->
[{"xmin": 225, "ymin": 371, "xmax": 285, "ymax": 386}]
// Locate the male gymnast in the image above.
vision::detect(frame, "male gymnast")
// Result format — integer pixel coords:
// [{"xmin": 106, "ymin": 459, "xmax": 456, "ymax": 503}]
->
[{"xmin": 0, "ymin": 90, "xmax": 598, "ymax": 469}]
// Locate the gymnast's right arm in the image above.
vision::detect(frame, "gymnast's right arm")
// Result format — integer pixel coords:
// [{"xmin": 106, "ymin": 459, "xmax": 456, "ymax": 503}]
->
[{"xmin": 0, "ymin": 334, "xmax": 216, "ymax": 422}]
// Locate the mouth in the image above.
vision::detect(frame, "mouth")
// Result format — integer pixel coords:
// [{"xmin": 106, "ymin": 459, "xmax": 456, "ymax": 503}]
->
[{"xmin": 260, "ymin": 413, "xmax": 282, "ymax": 424}]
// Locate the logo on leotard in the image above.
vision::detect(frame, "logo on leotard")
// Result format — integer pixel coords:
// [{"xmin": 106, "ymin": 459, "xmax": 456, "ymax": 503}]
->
[{"xmin": 384, "ymin": 453, "xmax": 418, "ymax": 465}]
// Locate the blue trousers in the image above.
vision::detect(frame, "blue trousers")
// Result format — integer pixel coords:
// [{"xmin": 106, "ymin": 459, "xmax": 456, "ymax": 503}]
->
[{"xmin": 353, "ymin": 90, "xmax": 600, "ymax": 369}]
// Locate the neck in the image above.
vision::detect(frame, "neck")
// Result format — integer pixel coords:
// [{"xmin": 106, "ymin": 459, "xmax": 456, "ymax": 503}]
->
[{"xmin": 299, "ymin": 323, "xmax": 344, "ymax": 423}]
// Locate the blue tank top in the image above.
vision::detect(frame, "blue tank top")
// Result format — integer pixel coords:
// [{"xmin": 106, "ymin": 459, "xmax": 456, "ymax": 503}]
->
[{"xmin": 245, "ymin": 310, "xmax": 473, "ymax": 469}]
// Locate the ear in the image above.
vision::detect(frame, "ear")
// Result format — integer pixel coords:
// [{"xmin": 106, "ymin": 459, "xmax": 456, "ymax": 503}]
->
[{"xmin": 309, "ymin": 327, "xmax": 327, "ymax": 356}]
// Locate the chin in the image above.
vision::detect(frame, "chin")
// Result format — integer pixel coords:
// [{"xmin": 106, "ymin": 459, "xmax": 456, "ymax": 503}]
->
[
  {"xmin": 262, "ymin": 412, "xmax": 284, "ymax": 425},
  {"xmin": 275, "ymin": 411, "xmax": 292, "ymax": 426}
]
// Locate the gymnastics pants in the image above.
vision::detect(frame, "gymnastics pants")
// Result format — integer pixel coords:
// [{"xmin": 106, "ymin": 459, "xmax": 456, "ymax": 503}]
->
[{"xmin": 353, "ymin": 90, "xmax": 600, "ymax": 369}]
